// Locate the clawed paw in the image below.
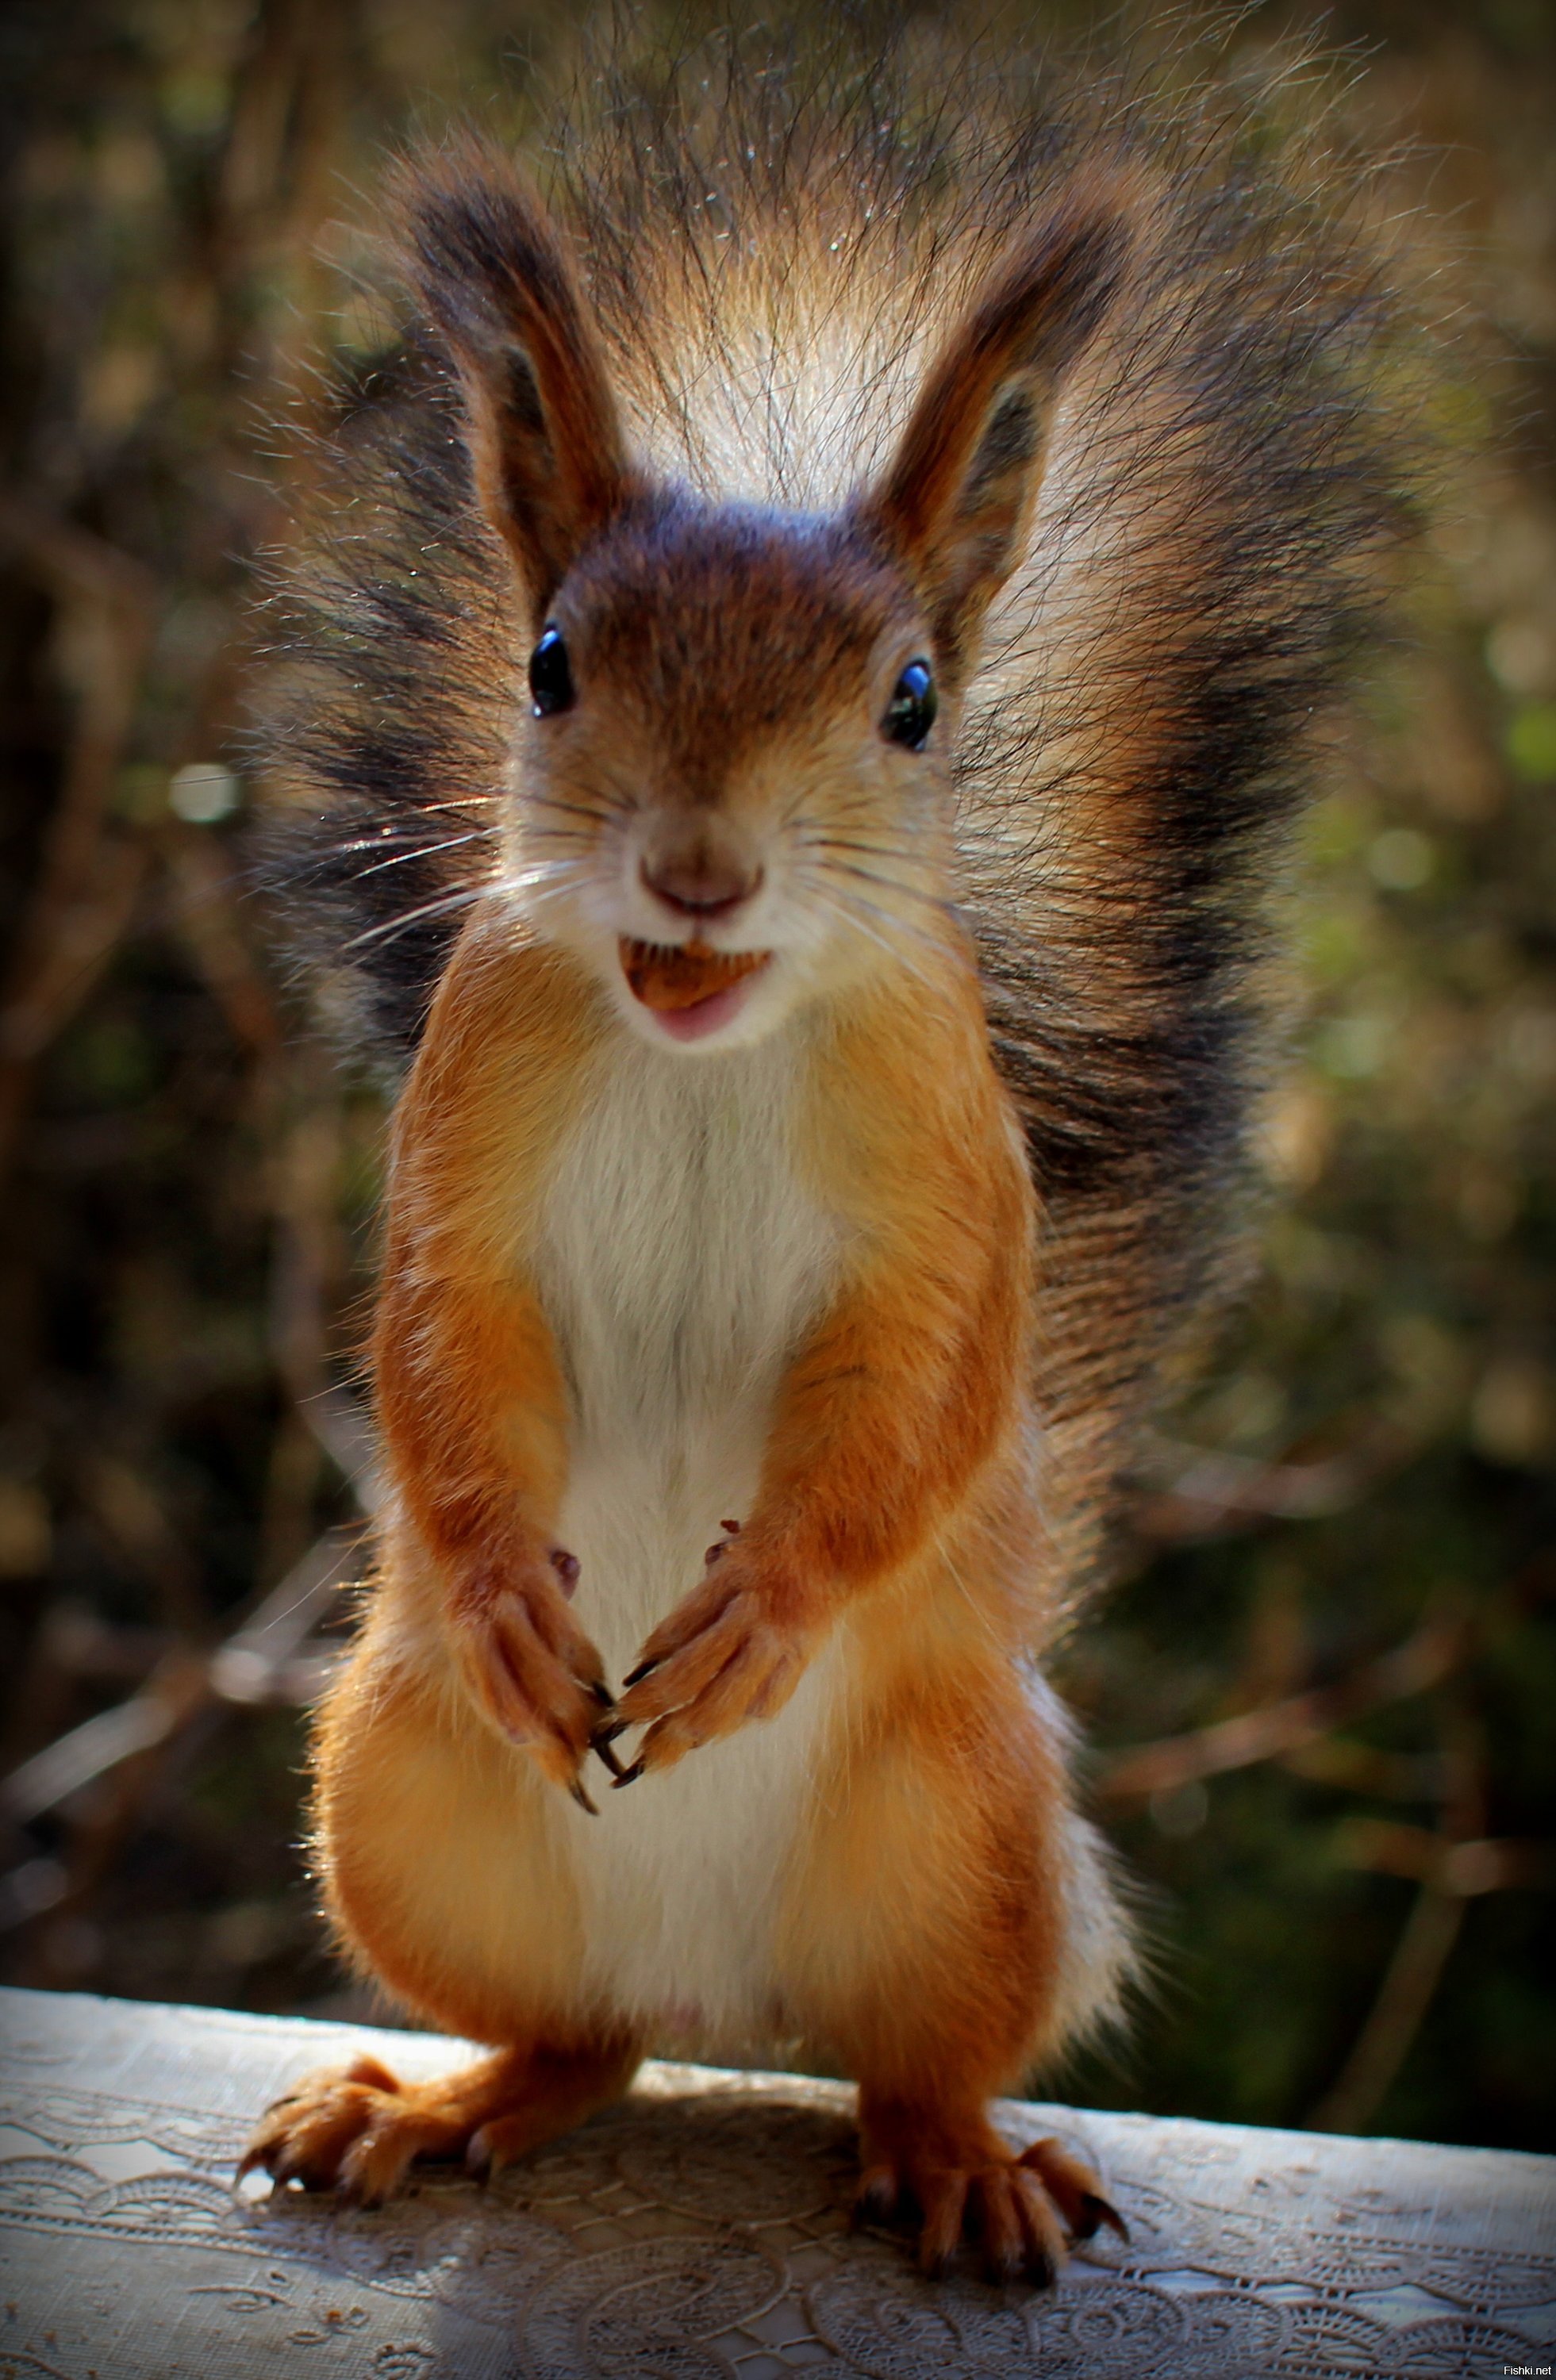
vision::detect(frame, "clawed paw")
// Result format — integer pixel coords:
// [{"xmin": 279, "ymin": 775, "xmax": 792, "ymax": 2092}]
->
[
  {"xmin": 237, "ymin": 2057, "xmax": 448, "ymax": 2208},
  {"xmin": 449, "ymin": 1551, "xmax": 611, "ymax": 1797},
  {"xmin": 611, "ymin": 1555, "xmax": 814, "ymax": 1779},
  {"xmin": 1016, "ymin": 2134, "xmax": 1130, "ymax": 2250},
  {"xmin": 855, "ymin": 2128, "xmax": 1126, "ymax": 2285},
  {"xmin": 240, "ymin": 2038, "xmax": 639, "ymax": 2208}
]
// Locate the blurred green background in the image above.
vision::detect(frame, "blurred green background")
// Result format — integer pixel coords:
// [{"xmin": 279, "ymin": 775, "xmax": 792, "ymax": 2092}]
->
[{"xmin": 1, "ymin": 0, "xmax": 1551, "ymax": 2156}]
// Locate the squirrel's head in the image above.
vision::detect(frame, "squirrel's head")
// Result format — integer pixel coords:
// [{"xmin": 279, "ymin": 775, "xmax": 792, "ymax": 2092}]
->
[{"xmin": 399, "ymin": 148, "xmax": 1125, "ymax": 1054}]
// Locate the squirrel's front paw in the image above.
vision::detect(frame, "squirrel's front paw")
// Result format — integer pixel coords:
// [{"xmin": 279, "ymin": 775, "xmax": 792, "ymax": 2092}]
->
[
  {"xmin": 448, "ymin": 1549, "xmax": 612, "ymax": 1807},
  {"xmin": 609, "ymin": 1552, "xmax": 816, "ymax": 1779}
]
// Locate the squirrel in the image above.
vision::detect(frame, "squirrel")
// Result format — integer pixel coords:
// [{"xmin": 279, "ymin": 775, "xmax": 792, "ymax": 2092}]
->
[{"xmin": 241, "ymin": 30, "xmax": 1402, "ymax": 2283}]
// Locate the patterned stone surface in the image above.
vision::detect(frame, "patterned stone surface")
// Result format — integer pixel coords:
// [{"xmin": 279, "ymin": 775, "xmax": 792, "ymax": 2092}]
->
[{"xmin": 0, "ymin": 1987, "xmax": 1550, "ymax": 2377}]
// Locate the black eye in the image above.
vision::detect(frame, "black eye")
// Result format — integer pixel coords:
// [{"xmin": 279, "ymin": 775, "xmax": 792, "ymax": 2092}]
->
[
  {"xmin": 882, "ymin": 658, "xmax": 936, "ymax": 750},
  {"xmin": 528, "ymin": 626, "xmax": 574, "ymax": 717}
]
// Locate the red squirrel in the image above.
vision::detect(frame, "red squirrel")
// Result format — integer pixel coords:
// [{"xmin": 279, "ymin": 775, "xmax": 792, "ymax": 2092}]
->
[{"xmin": 243, "ymin": 37, "xmax": 1400, "ymax": 2282}]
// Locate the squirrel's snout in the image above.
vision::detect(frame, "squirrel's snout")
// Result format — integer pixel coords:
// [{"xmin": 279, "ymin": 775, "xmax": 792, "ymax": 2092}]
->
[{"xmin": 639, "ymin": 846, "xmax": 764, "ymax": 927}]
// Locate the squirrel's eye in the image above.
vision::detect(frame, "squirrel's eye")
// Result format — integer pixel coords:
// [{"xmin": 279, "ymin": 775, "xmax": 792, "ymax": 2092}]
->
[
  {"xmin": 528, "ymin": 626, "xmax": 574, "ymax": 718},
  {"xmin": 882, "ymin": 658, "xmax": 936, "ymax": 750}
]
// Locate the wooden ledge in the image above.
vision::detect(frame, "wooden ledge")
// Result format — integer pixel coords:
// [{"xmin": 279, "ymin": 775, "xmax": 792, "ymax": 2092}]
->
[{"xmin": 0, "ymin": 1987, "xmax": 1551, "ymax": 2376}]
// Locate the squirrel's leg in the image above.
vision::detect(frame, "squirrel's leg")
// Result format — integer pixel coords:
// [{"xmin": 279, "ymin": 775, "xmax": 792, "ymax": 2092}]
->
[
  {"xmin": 239, "ymin": 2030, "xmax": 640, "ymax": 2206},
  {"xmin": 372, "ymin": 1255, "xmax": 611, "ymax": 1798},
  {"xmin": 777, "ymin": 1614, "xmax": 1129, "ymax": 2282},
  {"xmin": 240, "ymin": 1595, "xmax": 640, "ymax": 2204}
]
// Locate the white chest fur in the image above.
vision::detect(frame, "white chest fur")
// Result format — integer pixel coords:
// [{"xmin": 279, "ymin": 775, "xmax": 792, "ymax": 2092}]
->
[{"xmin": 531, "ymin": 1027, "xmax": 847, "ymax": 2048}]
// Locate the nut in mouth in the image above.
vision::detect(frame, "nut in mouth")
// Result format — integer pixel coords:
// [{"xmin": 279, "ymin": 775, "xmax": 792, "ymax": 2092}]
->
[{"xmin": 620, "ymin": 937, "xmax": 771, "ymax": 1012}]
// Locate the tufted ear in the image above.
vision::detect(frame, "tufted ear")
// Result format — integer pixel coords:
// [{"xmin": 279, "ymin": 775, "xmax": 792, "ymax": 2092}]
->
[
  {"xmin": 396, "ymin": 145, "xmax": 638, "ymax": 624},
  {"xmin": 860, "ymin": 190, "xmax": 1129, "ymax": 677}
]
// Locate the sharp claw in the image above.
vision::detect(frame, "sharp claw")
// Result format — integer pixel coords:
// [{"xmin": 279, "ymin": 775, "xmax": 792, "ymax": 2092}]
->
[
  {"xmin": 611, "ymin": 1759, "xmax": 645, "ymax": 1789},
  {"xmin": 621, "ymin": 1658, "xmax": 659, "ymax": 1690},
  {"xmin": 590, "ymin": 1729, "xmax": 628, "ymax": 1779},
  {"xmin": 569, "ymin": 1775, "xmax": 600, "ymax": 1815},
  {"xmin": 1084, "ymin": 2192, "xmax": 1129, "ymax": 2244},
  {"xmin": 587, "ymin": 1679, "xmax": 615, "ymax": 1709},
  {"xmin": 705, "ymin": 1542, "xmax": 726, "ymax": 1564},
  {"xmin": 594, "ymin": 1717, "xmax": 628, "ymax": 1746}
]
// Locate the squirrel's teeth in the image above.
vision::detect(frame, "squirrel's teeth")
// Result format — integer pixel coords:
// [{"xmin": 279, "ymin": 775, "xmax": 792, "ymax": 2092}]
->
[{"xmin": 620, "ymin": 938, "xmax": 770, "ymax": 1012}]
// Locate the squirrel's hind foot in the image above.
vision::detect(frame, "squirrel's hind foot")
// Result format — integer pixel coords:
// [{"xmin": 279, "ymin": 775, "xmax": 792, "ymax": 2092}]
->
[
  {"xmin": 238, "ymin": 2053, "xmax": 450, "ymax": 2206},
  {"xmin": 855, "ymin": 2100, "xmax": 1127, "ymax": 2285},
  {"xmin": 239, "ymin": 2035, "xmax": 640, "ymax": 2208}
]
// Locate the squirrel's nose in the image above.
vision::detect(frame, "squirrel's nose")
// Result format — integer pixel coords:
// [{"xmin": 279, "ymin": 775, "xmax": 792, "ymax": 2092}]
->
[{"xmin": 640, "ymin": 848, "xmax": 763, "ymax": 924}]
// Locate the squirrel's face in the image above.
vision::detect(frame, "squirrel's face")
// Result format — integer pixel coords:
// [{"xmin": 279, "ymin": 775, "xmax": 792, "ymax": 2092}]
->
[
  {"xmin": 504, "ymin": 501, "xmax": 955, "ymax": 1053},
  {"xmin": 402, "ymin": 151, "xmax": 1124, "ymax": 1050}
]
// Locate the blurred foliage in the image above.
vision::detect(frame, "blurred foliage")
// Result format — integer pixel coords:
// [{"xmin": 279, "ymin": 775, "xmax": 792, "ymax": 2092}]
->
[{"xmin": 1, "ymin": 0, "xmax": 1552, "ymax": 2156}]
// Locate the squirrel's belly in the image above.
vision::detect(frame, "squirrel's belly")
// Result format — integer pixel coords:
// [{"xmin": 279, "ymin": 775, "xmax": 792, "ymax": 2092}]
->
[
  {"xmin": 552, "ymin": 1425, "xmax": 847, "ymax": 2052},
  {"xmin": 532, "ymin": 1031, "xmax": 846, "ymax": 2049}
]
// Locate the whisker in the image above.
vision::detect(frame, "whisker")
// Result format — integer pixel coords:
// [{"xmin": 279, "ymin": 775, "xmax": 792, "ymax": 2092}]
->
[
  {"xmin": 349, "ymin": 793, "xmax": 505, "ymax": 822},
  {"xmin": 808, "ymin": 855, "xmax": 953, "ymax": 921},
  {"xmin": 344, "ymin": 885, "xmax": 490, "ymax": 953},
  {"xmin": 511, "ymin": 855, "xmax": 592, "ymax": 887},
  {"xmin": 344, "ymin": 844, "xmax": 601, "ymax": 954},
  {"xmin": 817, "ymin": 902, "xmax": 937, "ymax": 992},
  {"xmin": 829, "ymin": 887, "xmax": 944, "ymax": 965},
  {"xmin": 824, "ymin": 870, "xmax": 953, "ymax": 966},
  {"xmin": 521, "ymin": 823, "xmax": 602, "ymax": 849},
  {"xmin": 527, "ymin": 790, "xmax": 633, "ymax": 825},
  {"xmin": 490, "ymin": 854, "xmax": 602, "ymax": 916},
  {"xmin": 350, "ymin": 831, "xmax": 491, "ymax": 880},
  {"xmin": 499, "ymin": 855, "xmax": 595, "ymax": 893},
  {"xmin": 801, "ymin": 875, "xmax": 941, "ymax": 990},
  {"xmin": 407, "ymin": 791, "xmax": 507, "ymax": 810},
  {"xmin": 797, "ymin": 831, "xmax": 919, "ymax": 863},
  {"xmin": 333, "ymin": 818, "xmax": 492, "ymax": 852},
  {"xmin": 798, "ymin": 846, "xmax": 951, "ymax": 931},
  {"xmin": 783, "ymin": 778, "xmax": 894, "ymax": 828}
]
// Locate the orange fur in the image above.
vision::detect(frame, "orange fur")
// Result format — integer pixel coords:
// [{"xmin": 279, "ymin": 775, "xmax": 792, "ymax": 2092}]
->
[
  {"xmin": 613, "ymin": 946, "xmax": 1035, "ymax": 1764},
  {"xmin": 248, "ymin": 144, "xmax": 1139, "ymax": 2282},
  {"xmin": 239, "ymin": 2033, "xmax": 640, "ymax": 2204},
  {"xmin": 250, "ymin": 33, "xmax": 1408, "ymax": 2280},
  {"xmin": 367, "ymin": 925, "xmax": 620, "ymax": 1787},
  {"xmin": 279, "ymin": 897, "xmax": 1121, "ymax": 2271},
  {"xmin": 312, "ymin": 1625, "xmax": 589, "ymax": 2042}
]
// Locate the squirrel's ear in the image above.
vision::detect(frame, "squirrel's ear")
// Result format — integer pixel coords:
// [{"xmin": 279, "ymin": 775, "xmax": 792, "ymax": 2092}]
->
[
  {"xmin": 860, "ymin": 192, "xmax": 1128, "ymax": 674},
  {"xmin": 396, "ymin": 149, "xmax": 636, "ymax": 622}
]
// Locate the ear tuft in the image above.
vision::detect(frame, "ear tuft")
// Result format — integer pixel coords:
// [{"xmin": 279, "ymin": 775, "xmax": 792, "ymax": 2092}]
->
[
  {"xmin": 390, "ymin": 141, "xmax": 637, "ymax": 620},
  {"xmin": 860, "ymin": 186, "xmax": 1131, "ymax": 673}
]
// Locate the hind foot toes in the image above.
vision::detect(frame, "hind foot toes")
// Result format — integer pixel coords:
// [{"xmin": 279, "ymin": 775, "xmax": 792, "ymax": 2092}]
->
[
  {"xmin": 855, "ymin": 2106, "xmax": 1126, "ymax": 2284},
  {"xmin": 238, "ymin": 2056, "xmax": 455, "ymax": 2207}
]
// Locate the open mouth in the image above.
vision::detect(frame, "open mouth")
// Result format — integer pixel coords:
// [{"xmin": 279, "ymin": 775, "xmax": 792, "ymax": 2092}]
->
[{"xmin": 619, "ymin": 938, "xmax": 771, "ymax": 1040}]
